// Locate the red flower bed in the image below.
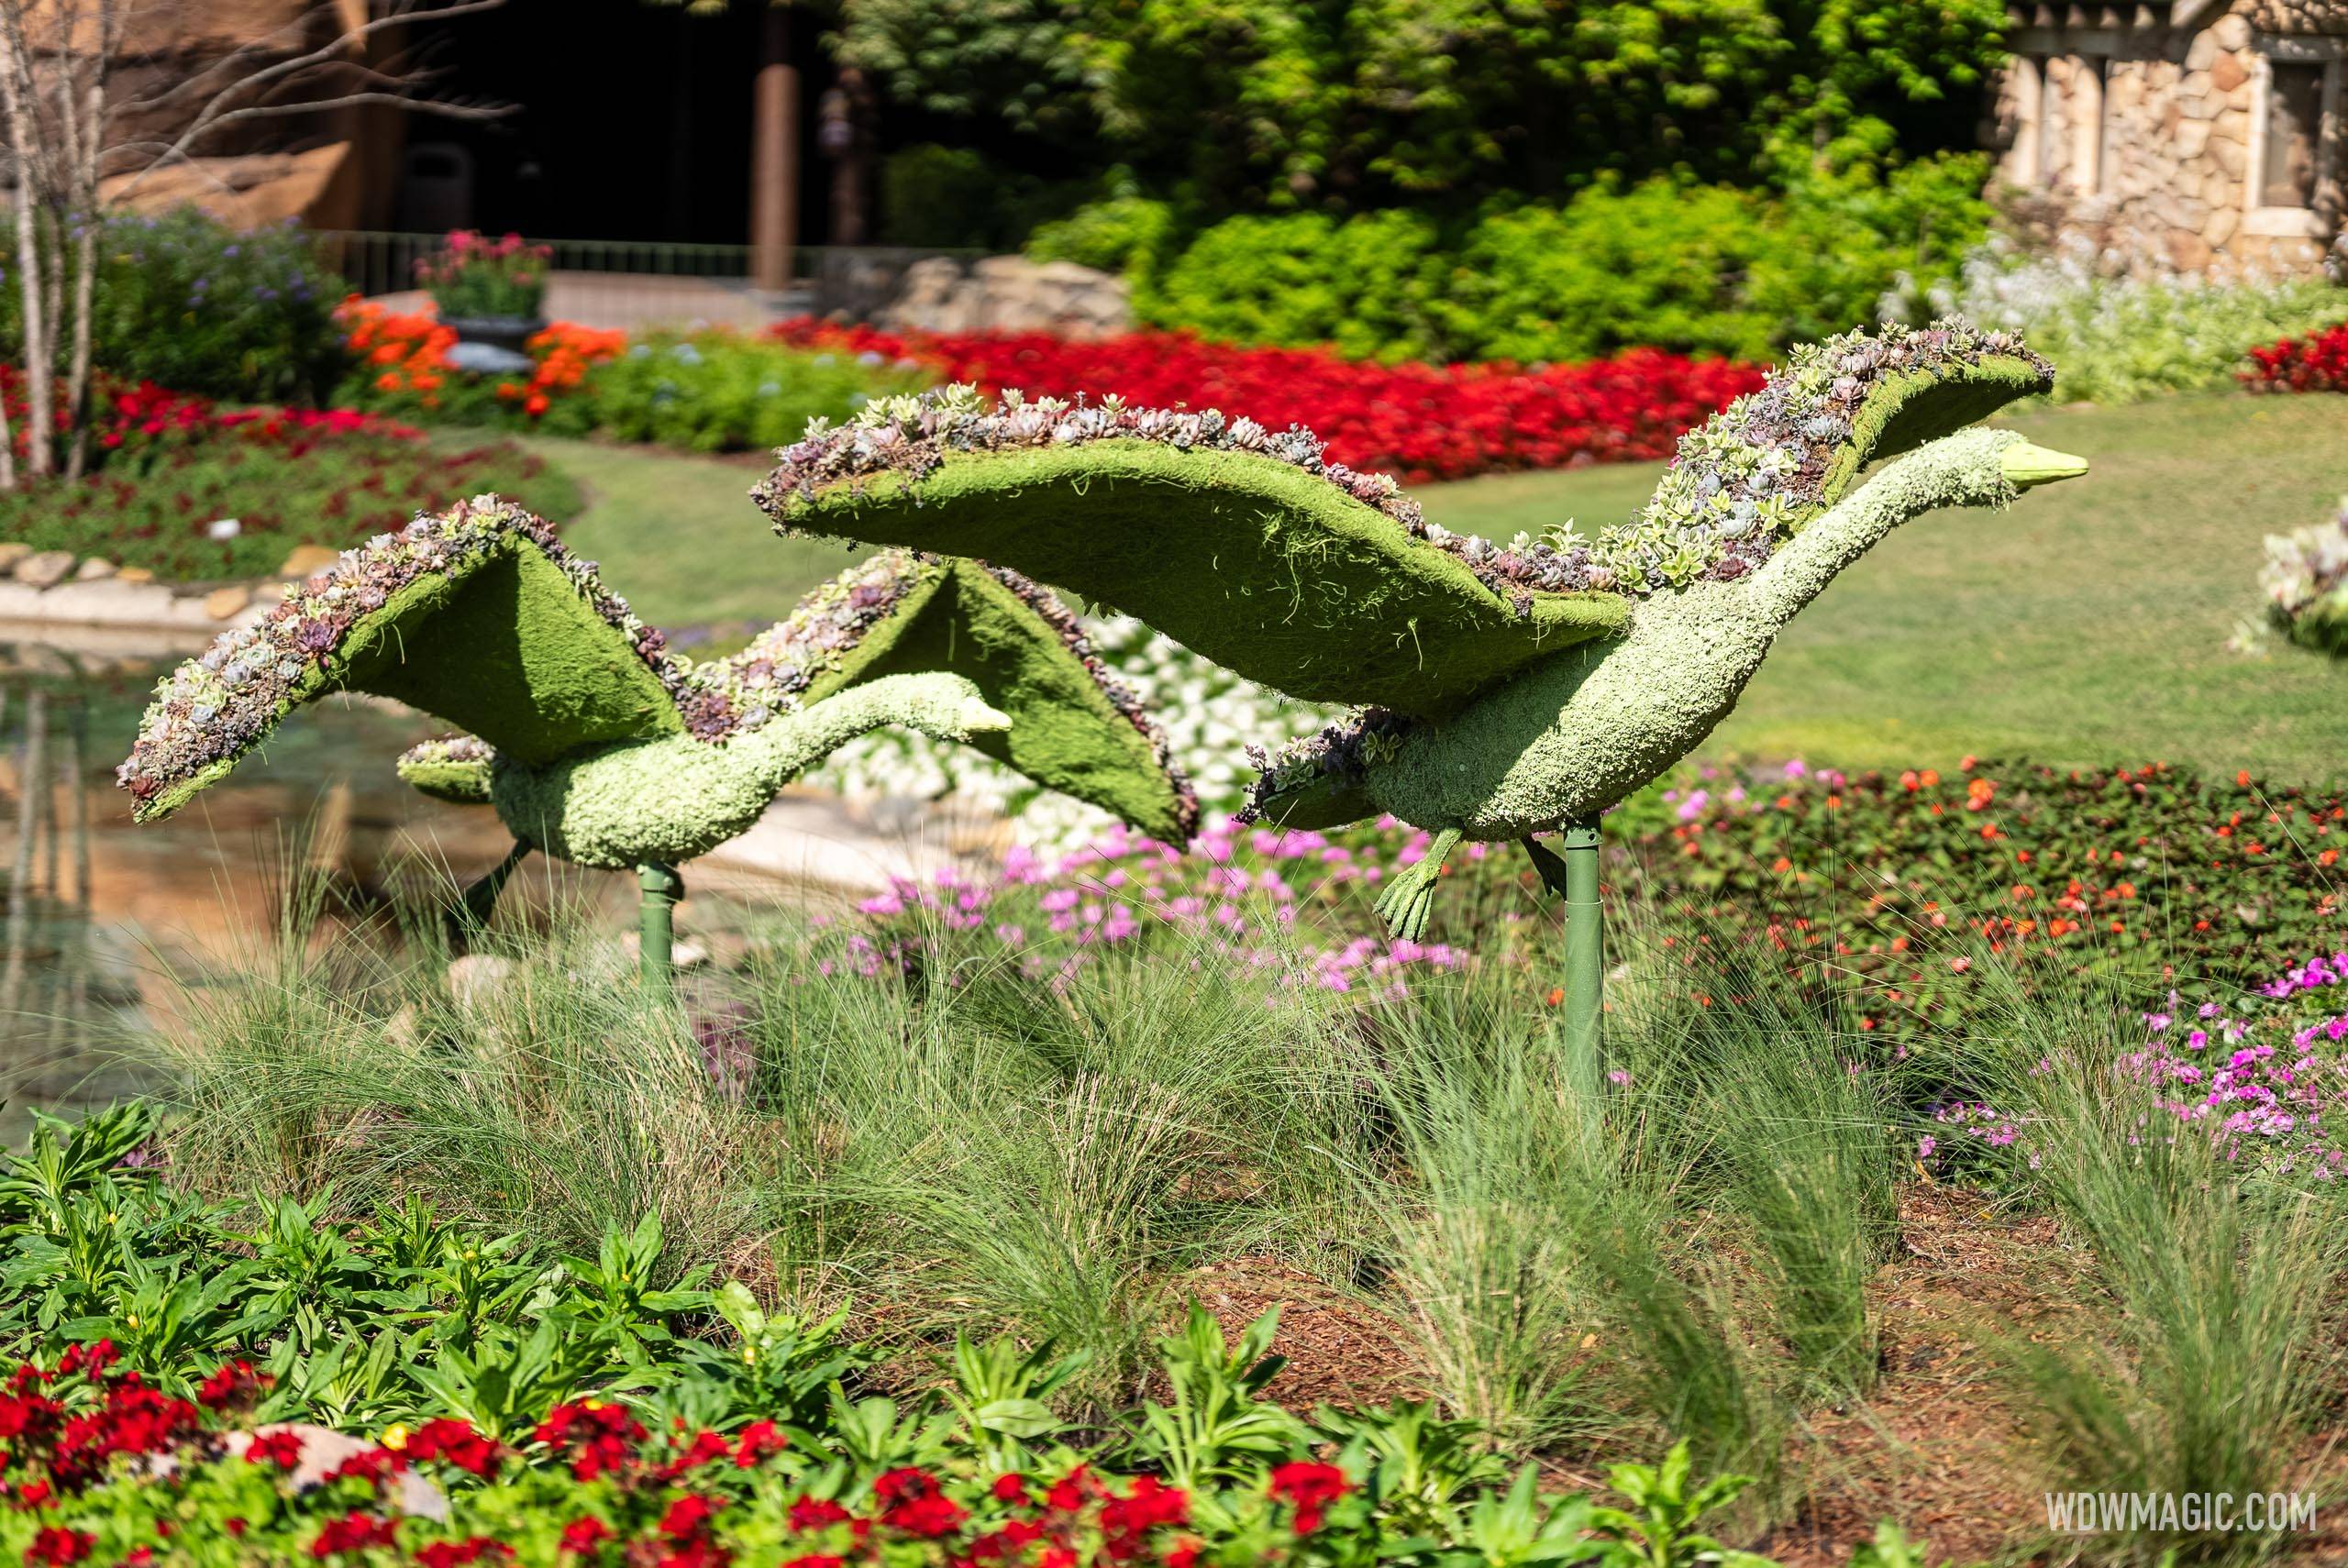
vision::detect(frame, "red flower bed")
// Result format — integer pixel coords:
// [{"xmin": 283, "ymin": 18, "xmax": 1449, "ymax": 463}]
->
[
  {"xmin": 770, "ymin": 319, "xmax": 1764, "ymax": 485},
  {"xmin": 2243, "ymin": 323, "xmax": 2348, "ymax": 392}
]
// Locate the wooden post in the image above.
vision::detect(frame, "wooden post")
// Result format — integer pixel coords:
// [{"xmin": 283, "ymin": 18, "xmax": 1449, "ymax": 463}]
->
[{"xmin": 751, "ymin": 4, "xmax": 800, "ymax": 295}]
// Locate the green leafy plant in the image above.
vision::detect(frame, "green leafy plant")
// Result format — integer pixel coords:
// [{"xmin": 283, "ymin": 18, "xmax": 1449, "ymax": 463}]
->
[{"xmin": 1589, "ymin": 1441, "xmax": 1775, "ymax": 1568}]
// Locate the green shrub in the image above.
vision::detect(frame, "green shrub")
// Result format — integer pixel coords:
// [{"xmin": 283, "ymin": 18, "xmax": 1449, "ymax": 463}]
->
[
  {"xmin": 1900, "ymin": 238, "xmax": 2348, "ymax": 404},
  {"xmin": 1143, "ymin": 210, "xmax": 1450, "ymax": 361},
  {"xmin": 0, "ymin": 423, "xmax": 579, "ymax": 580},
  {"xmin": 1025, "ymin": 192, "xmax": 1181, "ymax": 279},
  {"xmin": 571, "ymin": 334, "xmax": 932, "ymax": 453},
  {"xmin": 1090, "ymin": 163, "xmax": 1994, "ymax": 363},
  {"xmin": 0, "ymin": 208, "xmax": 344, "ymax": 403}
]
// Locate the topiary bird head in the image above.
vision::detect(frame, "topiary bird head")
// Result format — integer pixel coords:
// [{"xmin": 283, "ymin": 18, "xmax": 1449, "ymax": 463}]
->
[
  {"xmin": 117, "ymin": 498, "xmax": 1196, "ymax": 951},
  {"xmin": 755, "ymin": 320, "xmax": 2087, "ymax": 939}
]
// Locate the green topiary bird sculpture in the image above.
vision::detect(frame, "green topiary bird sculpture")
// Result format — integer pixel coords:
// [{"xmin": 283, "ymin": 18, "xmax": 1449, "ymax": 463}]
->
[
  {"xmin": 753, "ymin": 322, "xmax": 2088, "ymax": 1043},
  {"xmin": 116, "ymin": 497, "xmax": 1195, "ymax": 979}
]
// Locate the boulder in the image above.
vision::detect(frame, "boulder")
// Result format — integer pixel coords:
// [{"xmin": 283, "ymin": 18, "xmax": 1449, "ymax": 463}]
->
[
  {"xmin": 0, "ymin": 542, "xmax": 28, "ymax": 576},
  {"xmin": 72, "ymin": 558, "xmax": 116, "ymax": 581},
  {"xmin": 15, "ymin": 551, "xmax": 74, "ymax": 589},
  {"xmin": 279, "ymin": 543, "xmax": 343, "ymax": 579},
  {"xmin": 201, "ymin": 584, "xmax": 252, "ymax": 621}
]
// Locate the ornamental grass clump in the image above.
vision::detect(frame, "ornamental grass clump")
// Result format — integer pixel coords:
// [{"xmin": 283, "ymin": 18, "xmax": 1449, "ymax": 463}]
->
[{"xmin": 116, "ymin": 497, "xmax": 1195, "ymax": 975}]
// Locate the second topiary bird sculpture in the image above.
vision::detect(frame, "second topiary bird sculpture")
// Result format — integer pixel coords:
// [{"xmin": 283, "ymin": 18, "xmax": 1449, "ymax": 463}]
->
[
  {"xmin": 754, "ymin": 322, "xmax": 2088, "ymax": 1049},
  {"xmin": 116, "ymin": 499, "xmax": 1195, "ymax": 981}
]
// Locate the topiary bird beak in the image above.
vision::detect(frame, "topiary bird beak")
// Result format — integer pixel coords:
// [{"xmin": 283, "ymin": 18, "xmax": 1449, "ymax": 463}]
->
[{"xmin": 1999, "ymin": 441, "xmax": 2089, "ymax": 488}]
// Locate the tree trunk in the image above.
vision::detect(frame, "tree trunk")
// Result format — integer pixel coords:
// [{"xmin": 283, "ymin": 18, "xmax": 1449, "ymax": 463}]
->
[
  {"xmin": 750, "ymin": 6, "xmax": 799, "ymax": 294},
  {"xmin": 0, "ymin": 10, "xmax": 52, "ymax": 480},
  {"xmin": 62, "ymin": 10, "xmax": 113, "ymax": 481}
]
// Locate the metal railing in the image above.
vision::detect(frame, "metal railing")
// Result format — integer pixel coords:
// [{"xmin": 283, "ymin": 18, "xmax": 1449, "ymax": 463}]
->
[{"xmin": 307, "ymin": 230, "xmax": 989, "ymax": 329}]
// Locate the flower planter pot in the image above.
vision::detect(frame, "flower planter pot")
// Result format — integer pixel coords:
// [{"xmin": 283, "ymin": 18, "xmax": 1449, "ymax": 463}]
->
[{"xmin": 441, "ymin": 313, "xmax": 545, "ymax": 375}]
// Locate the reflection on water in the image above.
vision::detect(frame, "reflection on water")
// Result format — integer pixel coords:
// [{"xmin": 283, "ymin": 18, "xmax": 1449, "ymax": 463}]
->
[{"xmin": 0, "ymin": 635, "xmax": 554, "ymax": 1143}]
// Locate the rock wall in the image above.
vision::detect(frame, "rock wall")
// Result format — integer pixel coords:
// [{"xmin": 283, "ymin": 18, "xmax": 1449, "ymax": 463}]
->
[
  {"xmin": 877, "ymin": 257, "xmax": 1129, "ymax": 338},
  {"xmin": 1994, "ymin": 2, "xmax": 2340, "ymax": 276}
]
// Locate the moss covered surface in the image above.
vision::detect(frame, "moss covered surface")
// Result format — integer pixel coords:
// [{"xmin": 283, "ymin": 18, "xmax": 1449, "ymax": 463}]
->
[
  {"xmin": 805, "ymin": 560, "xmax": 1197, "ymax": 843},
  {"xmin": 788, "ymin": 443, "xmax": 1627, "ymax": 717}
]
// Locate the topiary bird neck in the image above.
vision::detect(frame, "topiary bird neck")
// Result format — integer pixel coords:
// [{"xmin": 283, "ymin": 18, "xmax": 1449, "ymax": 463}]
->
[{"xmin": 1734, "ymin": 429, "xmax": 2085, "ymax": 633}]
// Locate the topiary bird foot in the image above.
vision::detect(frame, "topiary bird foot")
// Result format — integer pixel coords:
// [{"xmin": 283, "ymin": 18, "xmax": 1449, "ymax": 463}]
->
[{"xmin": 117, "ymin": 501, "xmax": 1196, "ymax": 983}]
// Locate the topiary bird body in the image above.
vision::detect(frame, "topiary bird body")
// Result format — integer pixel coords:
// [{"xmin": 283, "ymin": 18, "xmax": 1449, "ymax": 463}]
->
[
  {"xmin": 756, "ymin": 323, "xmax": 2087, "ymax": 940},
  {"xmin": 117, "ymin": 499, "xmax": 1194, "ymax": 968}
]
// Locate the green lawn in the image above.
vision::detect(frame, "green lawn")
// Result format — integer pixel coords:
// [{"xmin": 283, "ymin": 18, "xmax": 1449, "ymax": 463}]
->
[
  {"xmin": 531, "ymin": 394, "xmax": 2348, "ymax": 783},
  {"xmin": 526, "ymin": 436, "xmax": 874, "ymax": 633}
]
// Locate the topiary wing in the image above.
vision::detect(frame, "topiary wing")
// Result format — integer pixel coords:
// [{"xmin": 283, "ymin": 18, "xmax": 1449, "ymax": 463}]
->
[
  {"xmin": 118, "ymin": 501, "xmax": 689, "ymax": 822},
  {"xmin": 760, "ymin": 439, "xmax": 1627, "ymax": 719},
  {"xmin": 700, "ymin": 550, "xmax": 1199, "ymax": 844}
]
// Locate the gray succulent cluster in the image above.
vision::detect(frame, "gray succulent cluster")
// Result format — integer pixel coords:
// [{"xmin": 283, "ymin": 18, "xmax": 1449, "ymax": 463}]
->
[
  {"xmin": 116, "ymin": 498, "xmax": 684, "ymax": 811},
  {"xmin": 1593, "ymin": 319, "xmax": 2050, "ymax": 594}
]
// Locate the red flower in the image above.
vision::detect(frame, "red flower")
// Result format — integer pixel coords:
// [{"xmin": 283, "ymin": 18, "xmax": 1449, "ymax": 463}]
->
[
  {"xmin": 196, "ymin": 1360, "xmax": 270, "ymax": 1412},
  {"xmin": 1268, "ymin": 1460, "xmax": 1351, "ymax": 1532},
  {"xmin": 658, "ymin": 1494, "xmax": 720, "ymax": 1541},
  {"xmin": 246, "ymin": 1429, "xmax": 305, "ymax": 1469},
  {"xmin": 308, "ymin": 1511, "xmax": 397, "ymax": 1559},
  {"xmin": 659, "ymin": 1428, "xmax": 732, "ymax": 1478},
  {"xmin": 415, "ymin": 1540, "xmax": 513, "ymax": 1568},
  {"xmin": 786, "ymin": 1496, "xmax": 850, "ymax": 1530},
  {"xmin": 765, "ymin": 318, "xmax": 1760, "ymax": 484},
  {"xmin": 733, "ymin": 1419, "xmax": 788, "ymax": 1468},
  {"xmin": 23, "ymin": 1527, "xmax": 91, "ymax": 1565},
  {"xmin": 780, "ymin": 1558, "xmax": 844, "ymax": 1568},
  {"xmin": 991, "ymin": 1472, "xmax": 1028, "ymax": 1503},
  {"xmin": 535, "ymin": 1402, "xmax": 646, "ymax": 1481},
  {"xmin": 557, "ymin": 1518, "xmax": 611, "ymax": 1555},
  {"xmin": 872, "ymin": 1467, "xmax": 966, "ymax": 1537},
  {"xmin": 405, "ymin": 1418, "xmax": 499, "ymax": 1477},
  {"xmin": 1100, "ymin": 1475, "xmax": 1189, "ymax": 1559}
]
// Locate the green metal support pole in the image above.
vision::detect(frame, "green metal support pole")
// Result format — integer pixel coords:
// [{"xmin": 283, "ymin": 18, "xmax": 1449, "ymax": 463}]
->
[
  {"xmin": 1560, "ymin": 816, "xmax": 1603, "ymax": 1067},
  {"xmin": 638, "ymin": 863, "xmax": 683, "ymax": 990}
]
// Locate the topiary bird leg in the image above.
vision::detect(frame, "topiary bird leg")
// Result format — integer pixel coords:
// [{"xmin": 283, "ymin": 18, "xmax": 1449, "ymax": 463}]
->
[
  {"xmin": 638, "ymin": 862, "xmax": 684, "ymax": 989},
  {"xmin": 447, "ymin": 837, "xmax": 531, "ymax": 952}
]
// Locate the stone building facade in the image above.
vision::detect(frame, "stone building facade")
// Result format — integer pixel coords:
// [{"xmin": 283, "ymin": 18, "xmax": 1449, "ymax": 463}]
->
[{"xmin": 1989, "ymin": 1, "xmax": 2348, "ymax": 272}]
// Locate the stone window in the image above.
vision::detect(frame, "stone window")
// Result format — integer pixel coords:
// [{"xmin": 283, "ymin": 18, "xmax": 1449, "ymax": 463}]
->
[
  {"xmin": 2263, "ymin": 60, "xmax": 2324, "ymax": 208},
  {"xmin": 2245, "ymin": 42, "xmax": 2341, "ymax": 237}
]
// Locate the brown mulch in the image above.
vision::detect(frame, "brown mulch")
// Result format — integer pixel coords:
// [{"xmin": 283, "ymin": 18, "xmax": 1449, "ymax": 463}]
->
[
  {"xmin": 1170, "ymin": 1255, "xmax": 1427, "ymax": 1413},
  {"xmin": 1759, "ymin": 1183, "xmax": 2096, "ymax": 1567}
]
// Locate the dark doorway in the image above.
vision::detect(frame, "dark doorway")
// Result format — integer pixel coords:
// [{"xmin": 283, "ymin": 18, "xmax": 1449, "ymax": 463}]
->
[{"xmin": 395, "ymin": 0, "xmax": 826, "ymax": 246}]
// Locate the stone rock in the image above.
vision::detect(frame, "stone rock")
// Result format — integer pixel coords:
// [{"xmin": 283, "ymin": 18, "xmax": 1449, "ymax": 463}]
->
[
  {"xmin": 447, "ymin": 953, "xmax": 520, "ymax": 1010},
  {"xmin": 15, "ymin": 550, "xmax": 73, "ymax": 589},
  {"xmin": 72, "ymin": 557, "xmax": 116, "ymax": 581},
  {"xmin": 35, "ymin": 580, "xmax": 182, "ymax": 626},
  {"xmin": 220, "ymin": 1427, "xmax": 448, "ymax": 1520},
  {"xmin": 2167, "ymin": 228, "xmax": 2214, "ymax": 272},
  {"xmin": 2210, "ymin": 133, "xmax": 2246, "ymax": 180},
  {"xmin": 116, "ymin": 565, "xmax": 155, "ymax": 583},
  {"xmin": 2212, "ymin": 12, "xmax": 2251, "ymax": 51},
  {"xmin": 2207, "ymin": 204, "xmax": 2241, "ymax": 248},
  {"xmin": 2186, "ymin": 31, "xmax": 2219, "ymax": 72},
  {"xmin": 0, "ymin": 542, "xmax": 28, "ymax": 576},
  {"xmin": 2176, "ymin": 117, "xmax": 2213, "ymax": 160},
  {"xmin": 279, "ymin": 543, "xmax": 342, "ymax": 579},
  {"xmin": 2211, "ymin": 51, "xmax": 2247, "ymax": 94},
  {"xmin": 201, "ymin": 584, "xmax": 251, "ymax": 621},
  {"xmin": 880, "ymin": 254, "xmax": 1129, "ymax": 340}
]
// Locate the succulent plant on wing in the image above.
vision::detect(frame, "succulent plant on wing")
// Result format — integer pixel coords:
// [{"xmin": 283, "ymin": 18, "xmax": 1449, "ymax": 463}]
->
[
  {"xmin": 117, "ymin": 499, "xmax": 1194, "ymax": 977},
  {"xmin": 754, "ymin": 320, "xmax": 2088, "ymax": 946}
]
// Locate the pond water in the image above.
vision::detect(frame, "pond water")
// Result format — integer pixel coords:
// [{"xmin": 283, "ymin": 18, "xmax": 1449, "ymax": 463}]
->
[{"xmin": 0, "ymin": 633, "xmax": 545, "ymax": 1143}]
